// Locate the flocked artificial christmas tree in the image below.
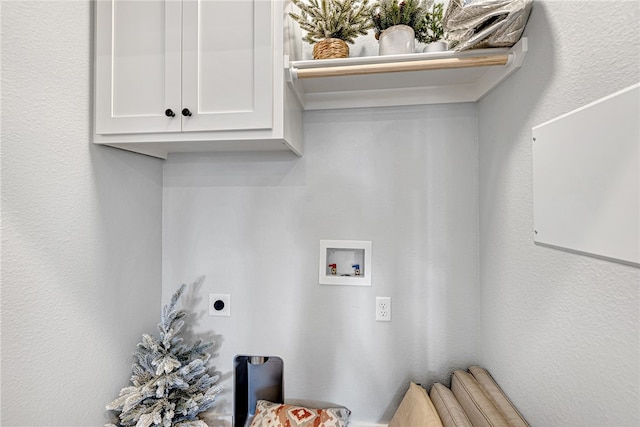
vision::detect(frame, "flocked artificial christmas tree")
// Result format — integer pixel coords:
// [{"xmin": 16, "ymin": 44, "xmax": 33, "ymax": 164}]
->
[{"xmin": 106, "ymin": 284, "xmax": 222, "ymax": 427}]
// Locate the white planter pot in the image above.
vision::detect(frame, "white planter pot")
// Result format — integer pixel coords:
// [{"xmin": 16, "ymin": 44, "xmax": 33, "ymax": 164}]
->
[
  {"xmin": 378, "ymin": 25, "xmax": 415, "ymax": 55},
  {"xmin": 423, "ymin": 40, "xmax": 448, "ymax": 52}
]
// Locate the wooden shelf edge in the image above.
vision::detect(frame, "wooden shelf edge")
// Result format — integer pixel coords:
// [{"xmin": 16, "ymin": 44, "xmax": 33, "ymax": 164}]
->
[
  {"xmin": 288, "ymin": 39, "xmax": 526, "ymax": 78},
  {"xmin": 293, "ymin": 54, "xmax": 510, "ymax": 79},
  {"xmin": 289, "ymin": 45, "xmax": 512, "ymax": 70}
]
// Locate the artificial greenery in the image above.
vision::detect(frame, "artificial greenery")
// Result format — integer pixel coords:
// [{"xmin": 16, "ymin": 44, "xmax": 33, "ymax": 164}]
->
[
  {"xmin": 416, "ymin": 1, "xmax": 444, "ymax": 44},
  {"xmin": 371, "ymin": 0, "xmax": 428, "ymax": 39},
  {"xmin": 289, "ymin": 0, "xmax": 373, "ymax": 44},
  {"xmin": 106, "ymin": 284, "xmax": 222, "ymax": 427}
]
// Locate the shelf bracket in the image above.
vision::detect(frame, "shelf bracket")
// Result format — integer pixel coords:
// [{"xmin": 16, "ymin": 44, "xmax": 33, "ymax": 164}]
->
[{"xmin": 284, "ymin": 54, "xmax": 296, "ymax": 83}]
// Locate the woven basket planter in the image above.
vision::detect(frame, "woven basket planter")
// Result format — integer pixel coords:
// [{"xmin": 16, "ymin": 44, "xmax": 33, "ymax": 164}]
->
[{"xmin": 313, "ymin": 38, "xmax": 349, "ymax": 59}]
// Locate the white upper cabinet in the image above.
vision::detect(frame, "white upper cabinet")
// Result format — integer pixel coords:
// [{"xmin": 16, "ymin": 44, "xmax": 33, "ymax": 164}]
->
[{"xmin": 94, "ymin": 0, "xmax": 302, "ymax": 159}]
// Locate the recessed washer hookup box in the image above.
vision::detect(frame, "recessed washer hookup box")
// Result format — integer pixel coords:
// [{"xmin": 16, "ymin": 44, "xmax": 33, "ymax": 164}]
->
[{"xmin": 234, "ymin": 355, "xmax": 283, "ymax": 427}]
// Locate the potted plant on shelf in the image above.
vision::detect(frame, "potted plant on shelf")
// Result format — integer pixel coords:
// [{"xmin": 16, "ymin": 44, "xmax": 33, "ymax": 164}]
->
[
  {"xmin": 371, "ymin": 0, "xmax": 428, "ymax": 55},
  {"xmin": 416, "ymin": 1, "xmax": 447, "ymax": 52},
  {"xmin": 289, "ymin": 0, "xmax": 373, "ymax": 60}
]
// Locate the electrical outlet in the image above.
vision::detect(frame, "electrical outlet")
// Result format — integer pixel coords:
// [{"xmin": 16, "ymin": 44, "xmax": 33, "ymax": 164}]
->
[
  {"xmin": 376, "ymin": 296, "xmax": 391, "ymax": 321},
  {"xmin": 209, "ymin": 294, "xmax": 231, "ymax": 317}
]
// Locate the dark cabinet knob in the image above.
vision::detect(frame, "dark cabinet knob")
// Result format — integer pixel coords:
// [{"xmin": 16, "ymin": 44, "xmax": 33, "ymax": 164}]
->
[
  {"xmin": 182, "ymin": 108, "xmax": 192, "ymax": 117},
  {"xmin": 165, "ymin": 109, "xmax": 176, "ymax": 117}
]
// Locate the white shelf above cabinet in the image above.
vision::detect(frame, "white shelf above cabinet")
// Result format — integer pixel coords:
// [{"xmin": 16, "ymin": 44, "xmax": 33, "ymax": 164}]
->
[{"xmin": 287, "ymin": 38, "xmax": 528, "ymax": 110}]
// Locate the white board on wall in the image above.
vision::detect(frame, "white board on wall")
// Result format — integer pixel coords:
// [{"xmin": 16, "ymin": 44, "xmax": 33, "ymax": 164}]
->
[{"xmin": 532, "ymin": 83, "xmax": 639, "ymax": 267}]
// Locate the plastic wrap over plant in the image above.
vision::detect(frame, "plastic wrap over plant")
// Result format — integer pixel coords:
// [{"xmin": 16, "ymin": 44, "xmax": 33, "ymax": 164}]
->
[{"xmin": 443, "ymin": 0, "xmax": 532, "ymax": 51}]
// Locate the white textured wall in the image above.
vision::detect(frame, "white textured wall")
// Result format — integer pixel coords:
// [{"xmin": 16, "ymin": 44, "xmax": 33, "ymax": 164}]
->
[
  {"xmin": 1, "ymin": 2, "xmax": 163, "ymax": 425},
  {"xmin": 163, "ymin": 103, "xmax": 480, "ymax": 424},
  {"xmin": 478, "ymin": 1, "xmax": 640, "ymax": 426}
]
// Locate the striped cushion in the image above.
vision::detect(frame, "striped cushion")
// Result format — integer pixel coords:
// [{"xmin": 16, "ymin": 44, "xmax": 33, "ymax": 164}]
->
[
  {"xmin": 429, "ymin": 382, "xmax": 473, "ymax": 427},
  {"xmin": 451, "ymin": 370, "xmax": 509, "ymax": 427},
  {"xmin": 468, "ymin": 366, "xmax": 529, "ymax": 427}
]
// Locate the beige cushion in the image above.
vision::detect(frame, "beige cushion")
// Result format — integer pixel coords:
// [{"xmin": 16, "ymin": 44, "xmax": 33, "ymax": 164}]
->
[
  {"xmin": 469, "ymin": 366, "xmax": 529, "ymax": 427},
  {"xmin": 429, "ymin": 383, "xmax": 472, "ymax": 427},
  {"xmin": 451, "ymin": 370, "xmax": 509, "ymax": 427},
  {"xmin": 389, "ymin": 382, "xmax": 444, "ymax": 427}
]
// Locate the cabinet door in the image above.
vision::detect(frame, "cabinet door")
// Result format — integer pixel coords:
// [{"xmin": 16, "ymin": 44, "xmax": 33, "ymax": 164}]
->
[
  {"xmin": 95, "ymin": 0, "xmax": 182, "ymax": 134},
  {"xmin": 181, "ymin": 0, "xmax": 273, "ymax": 132}
]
